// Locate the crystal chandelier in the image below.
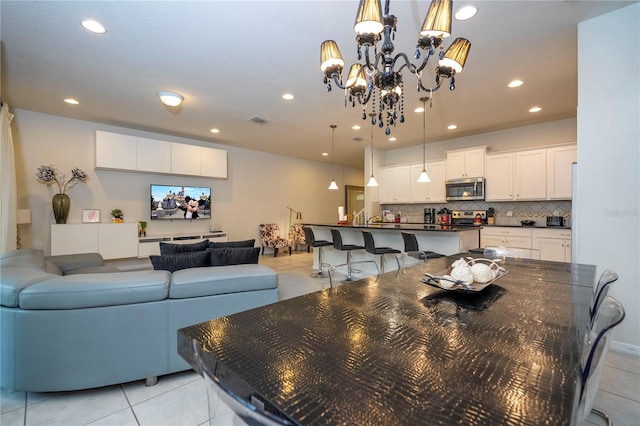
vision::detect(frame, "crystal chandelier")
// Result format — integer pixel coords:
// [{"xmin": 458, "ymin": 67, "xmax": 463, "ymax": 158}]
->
[{"xmin": 320, "ymin": 0, "xmax": 471, "ymax": 135}]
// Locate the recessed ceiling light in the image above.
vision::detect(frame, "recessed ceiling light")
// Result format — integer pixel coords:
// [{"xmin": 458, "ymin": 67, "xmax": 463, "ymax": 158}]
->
[
  {"xmin": 529, "ymin": 106, "xmax": 542, "ymax": 113},
  {"xmin": 455, "ymin": 6, "xmax": 477, "ymax": 21},
  {"xmin": 64, "ymin": 98, "xmax": 79, "ymax": 105},
  {"xmin": 508, "ymin": 80, "xmax": 524, "ymax": 88},
  {"xmin": 414, "ymin": 107, "xmax": 425, "ymax": 113},
  {"xmin": 157, "ymin": 91, "xmax": 184, "ymax": 107},
  {"xmin": 81, "ymin": 19, "xmax": 106, "ymax": 34},
  {"xmin": 447, "ymin": 124, "xmax": 458, "ymax": 130},
  {"xmin": 322, "ymin": 152, "xmax": 329, "ymax": 156},
  {"xmin": 282, "ymin": 93, "xmax": 294, "ymax": 100},
  {"xmin": 389, "ymin": 137, "xmax": 397, "ymax": 142},
  {"xmin": 352, "ymin": 125, "xmax": 361, "ymax": 130},
  {"xmin": 210, "ymin": 128, "xmax": 220, "ymax": 134}
]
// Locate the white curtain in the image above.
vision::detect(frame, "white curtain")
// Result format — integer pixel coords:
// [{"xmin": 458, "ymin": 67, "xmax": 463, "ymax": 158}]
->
[{"xmin": 1, "ymin": 103, "xmax": 18, "ymax": 254}]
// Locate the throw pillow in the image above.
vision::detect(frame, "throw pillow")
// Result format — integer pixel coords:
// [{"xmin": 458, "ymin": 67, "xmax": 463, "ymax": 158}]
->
[
  {"xmin": 150, "ymin": 250, "xmax": 211, "ymax": 272},
  {"xmin": 209, "ymin": 247, "xmax": 260, "ymax": 266},
  {"xmin": 208, "ymin": 239, "xmax": 255, "ymax": 249},
  {"xmin": 159, "ymin": 240, "xmax": 209, "ymax": 255}
]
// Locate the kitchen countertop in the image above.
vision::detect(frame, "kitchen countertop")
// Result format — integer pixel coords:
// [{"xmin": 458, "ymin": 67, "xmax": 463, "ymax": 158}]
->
[{"xmin": 305, "ymin": 223, "xmax": 481, "ymax": 232}]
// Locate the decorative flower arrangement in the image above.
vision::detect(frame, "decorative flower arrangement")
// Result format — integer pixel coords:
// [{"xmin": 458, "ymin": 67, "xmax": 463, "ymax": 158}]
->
[{"xmin": 35, "ymin": 164, "xmax": 88, "ymax": 194}]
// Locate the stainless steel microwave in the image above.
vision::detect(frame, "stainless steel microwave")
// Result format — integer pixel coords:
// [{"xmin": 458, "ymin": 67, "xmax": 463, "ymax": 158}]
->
[{"xmin": 445, "ymin": 177, "xmax": 485, "ymax": 201}]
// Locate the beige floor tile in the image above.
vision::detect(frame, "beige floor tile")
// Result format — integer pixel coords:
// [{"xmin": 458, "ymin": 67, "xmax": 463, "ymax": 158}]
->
[
  {"xmin": 132, "ymin": 378, "xmax": 208, "ymax": 426},
  {"xmin": 86, "ymin": 407, "xmax": 139, "ymax": 426},
  {"xmin": 590, "ymin": 389, "xmax": 640, "ymax": 426},
  {"xmin": 0, "ymin": 388, "xmax": 26, "ymax": 414},
  {"xmin": 0, "ymin": 407, "xmax": 24, "ymax": 426},
  {"xmin": 598, "ymin": 364, "xmax": 640, "ymax": 402},
  {"xmin": 606, "ymin": 350, "xmax": 640, "ymax": 375},
  {"xmin": 122, "ymin": 370, "xmax": 201, "ymax": 405}
]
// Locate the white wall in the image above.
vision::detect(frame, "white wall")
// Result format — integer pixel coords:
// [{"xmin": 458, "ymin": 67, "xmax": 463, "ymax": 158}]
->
[
  {"xmin": 12, "ymin": 109, "xmax": 363, "ymax": 253},
  {"xmin": 383, "ymin": 118, "xmax": 576, "ymax": 166},
  {"xmin": 577, "ymin": 4, "xmax": 640, "ymax": 352}
]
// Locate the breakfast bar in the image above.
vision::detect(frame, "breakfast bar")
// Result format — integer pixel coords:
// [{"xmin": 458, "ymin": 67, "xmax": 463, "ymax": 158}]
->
[
  {"xmin": 306, "ymin": 223, "xmax": 481, "ymax": 272},
  {"xmin": 179, "ymin": 255, "xmax": 595, "ymax": 425}
]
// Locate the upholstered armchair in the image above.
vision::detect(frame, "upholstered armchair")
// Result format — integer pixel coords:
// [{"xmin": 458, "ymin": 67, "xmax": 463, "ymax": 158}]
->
[
  {"xmin": 259, "ymin": 224, "xmax": 291, "ymax": 257},
  {"xmin": 290, "ymin": 224, "xmax": 309, "ymax": 252}
]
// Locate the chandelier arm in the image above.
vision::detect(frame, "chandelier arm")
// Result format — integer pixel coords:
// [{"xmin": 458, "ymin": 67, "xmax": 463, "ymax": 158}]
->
[
  {"xmin": 417, "ymin": 78, "xmax": 443, "ymax": 93},
  {"xmin": 391, "ymin": 52, "xmax": 417, "ymax": 74},
  {"xmin": 415, "ymin": 49, "xmax": 434, "ymax": 74},
  {"xmin": 332, "ymin": 75, "xmax": 346, "ymax": 90}
]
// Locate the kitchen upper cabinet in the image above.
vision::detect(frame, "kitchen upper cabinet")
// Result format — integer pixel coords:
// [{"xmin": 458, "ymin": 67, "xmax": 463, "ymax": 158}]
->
[
  {"xmin": 546, "ymin": 145, "xmax": 577, "ymax": 199},
  {"xmin": 446, "ymin": 147, "xmax": 486, "ymax": 180},
  {"xmin": 380, "ymin": 166, "xmax": 411, "ymax": 204},
  {"xmin": 533, "ymin": 229, "xmax": 572, "ymax": 262},
  {"xmin": 515, "ymin": 149, "xmax": 546, "ymax": 200},
  {"xmin": 171, "ymin": 143, "xmax": 202, "ymax": 176},
  {"xmin": 409, "ymin": 161, "xmax": 446, "ymax": 203},
  {"xmin": 136, "ymin": 137, "xmax": 171, "ymax": 173},
  {"xmin": 95, "ymin": 131, "xmax": 137, "ymax": 170},
  {"xmin": 200, "ymin": 145, "xmax": 228, "ymax": 179},
  {"xmin": 485, "ymin": 153, "xmax": 515, "ymax": 201}
]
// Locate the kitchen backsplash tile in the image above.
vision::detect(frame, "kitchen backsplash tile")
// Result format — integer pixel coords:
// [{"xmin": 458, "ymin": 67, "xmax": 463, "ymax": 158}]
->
[{"xmin": 381, "ymin": 201, "xmax": 572, "ymax": 226}]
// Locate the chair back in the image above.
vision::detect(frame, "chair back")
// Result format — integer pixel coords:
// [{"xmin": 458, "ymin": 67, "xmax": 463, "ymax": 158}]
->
[
  {"xmin": 330, "ymin": 229, "xmax": 344, "ymax": 250},
  {"xmin": 290, "ymin": 223, "xmax": 306, "ymax": 244},
  {"xmin": 302, "ymin": 226, "xmax": 316, "ymax": 246},
  {"xmin": 361, "ymin": 231, "xmax": 376, "ymax": 254},
  {"xmin": 483, "ymin": 246, "xmax": 540, "ymax": 260},
  {"xmin": 191, "ymin": 339, "xmax": 293, "ymax": 426},
  {"xmin": 590, "ymin": 269, "xmax": 618, "ymax": 327},
  {"xmin": 577, "ymin": 296, "xmax": 625, "ymax": 422},
  {"xmin": 259, "ymin": 224, "xmax": 281, "ymax": 241},
  {"xmin": 401, "ymin": 232, "xmax": 419, "ymax": 252}
]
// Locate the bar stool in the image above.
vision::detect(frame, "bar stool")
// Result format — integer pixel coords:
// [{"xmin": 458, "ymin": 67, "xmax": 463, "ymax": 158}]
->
[
  {"xmin": 302, "ymin": 226, "xmax": 333, "ymax": 278},
  {"xmin": 361, "ymin": 231, "xmax": 401, "ymax": 273},
  {"xmin": 330, "ymin": 229, "xmax": 365, "ymax": 281},
  {"xmin": 401, "ymin": 232, "xmax": 444, "ymax": 260}
]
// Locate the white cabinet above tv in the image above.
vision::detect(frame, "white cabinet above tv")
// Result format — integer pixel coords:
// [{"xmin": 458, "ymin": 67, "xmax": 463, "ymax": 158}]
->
[{"xmin": 95, "ymin": 130, "xmax": 227, "ymax": 178}]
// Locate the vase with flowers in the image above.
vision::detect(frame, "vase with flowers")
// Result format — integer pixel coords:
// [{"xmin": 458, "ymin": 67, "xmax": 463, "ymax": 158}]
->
[{"xmin": 35, "ymin": 164, "xmax": 88, "ymax": 224}]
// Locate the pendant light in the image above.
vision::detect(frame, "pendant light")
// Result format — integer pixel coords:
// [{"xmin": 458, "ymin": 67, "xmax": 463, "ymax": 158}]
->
[
  {"xmin": 328, "ymin": 125, "xmax": 339, "ymax": 190},
  {"xmin": 367, "ymin": 115, "xmax": 378, "ymax": 187},
  {"xmin": 417, "ymin": 95, "xmax": 432, "ymax": 183}
]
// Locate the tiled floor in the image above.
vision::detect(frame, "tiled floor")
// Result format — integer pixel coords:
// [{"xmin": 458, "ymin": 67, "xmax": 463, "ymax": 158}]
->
[{"xmin": 1, "ymin": 251, "xmax": 639, "ymax": 426}]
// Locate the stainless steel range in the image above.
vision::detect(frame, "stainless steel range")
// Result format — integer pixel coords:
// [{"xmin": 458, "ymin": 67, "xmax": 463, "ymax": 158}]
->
[{"xmin": 451, "ymin": 210, "xmax": 487, "ymax": 226}]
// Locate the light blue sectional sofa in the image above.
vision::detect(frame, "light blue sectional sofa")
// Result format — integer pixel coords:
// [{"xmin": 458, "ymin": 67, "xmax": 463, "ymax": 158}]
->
[{"xmin": 0, "ymin": 248, "xmax": 279, "ymax": 392}]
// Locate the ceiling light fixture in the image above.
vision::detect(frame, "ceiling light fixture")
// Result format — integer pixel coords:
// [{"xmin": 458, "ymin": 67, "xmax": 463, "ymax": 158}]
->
[
  {"xmin": 282, "ymin": 93, "xmax": 294, "ymax": 100},
  {"xmin": 367, "ymin": 115, "xmax": 379, "ymax": 187},
  {"xmin": 447, "ymin": 124, "xmax": 458, "ymax": 130},
  {"xmin": 529, "ymin": 106, "xmax": 542, "ymax": 113},
  {"xmin": 328, "ymin": 125, "xmax": 339, "ymax": 190},
  {"xmin": 320, "ymin": 0, "xmax": 471, "ymax": 136},
  {"xmin": 454, "ymin": 5, "xmax": 477, "ymax": 21},
  {"xmin": 352, "ymin": 125, "xmax": 361, "ymax": 130},
  {"xmin": 210, "ymin": 128, "xmax": 220, "ymax": 134},
  {"xmin": 417, "ymin": 95, "xmax": 432, "ymax": 183},
  {"xmin": 157, "ymin": 91, "xmax": 184, "ymax": 107},
  {"xmin": 64, "ymin": 98, "xmax": 79, "ymax": 105},
  {"xmin": 81, "ymin": 19, "xmax": 106, "ymax": 34},
  {"xmin": 508, "ymin": 80, "xmax": 523, "ymax": 88}
]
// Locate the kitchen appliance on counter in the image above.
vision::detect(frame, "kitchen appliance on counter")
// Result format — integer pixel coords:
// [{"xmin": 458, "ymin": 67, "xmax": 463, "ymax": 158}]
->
[
  {"xmin": 546, "ymin": 216, "xmax": 566, "ymax": 227},
  {"xmin": 451, "ymin": 210, "xmax": 487, "ymax": 226},
  {"xmin": 445, "ymin": 177, "xmax": 485, "ymax": 201},
  {"xmin": 424, "ymin": 208, "xmax": 436, "ymax": 224}
]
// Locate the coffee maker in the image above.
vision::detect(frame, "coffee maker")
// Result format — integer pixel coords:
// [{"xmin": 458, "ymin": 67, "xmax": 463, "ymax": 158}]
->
[{"xmin": 424, "ymin": 208, "xmax": 436, "ymax": 224}]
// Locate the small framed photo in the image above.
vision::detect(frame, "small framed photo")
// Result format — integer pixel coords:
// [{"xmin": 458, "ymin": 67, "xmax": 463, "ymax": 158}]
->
[{"xmin": 82, "ymin": 209, "xmax": 101, "ymax": 223}]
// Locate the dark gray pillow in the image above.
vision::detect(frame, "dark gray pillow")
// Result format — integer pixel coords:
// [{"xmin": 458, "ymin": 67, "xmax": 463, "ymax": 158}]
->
[
  {"xmin": 150, "ymin": 251, "xmax": 211, "ymax": 272},
  {"xmin": 208, "ymin": 239, "xmax": 255, "ymax": 249},
  {"xmin": 209, "ymin": 247, "xmax": 260, "ymax": 266},
  {"xmin": 159, "ymin": 240, "xmax": 209, "ymax": 255}
]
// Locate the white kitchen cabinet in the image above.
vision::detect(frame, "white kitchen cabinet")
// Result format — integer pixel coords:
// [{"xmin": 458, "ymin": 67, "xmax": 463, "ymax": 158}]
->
[
  {"xmin": 515, "ymin": 149, "xmax": 547, "ymax": 200},
  {"xmin": 546, "ymin": 145, "xmax": 577, "ymax": 199},
  {"xmin": 380, "ymin": 166, "xmax": 411, "ymax": 204},
  {"xmin": 200, "ymin": 146, "xmax": 228, "ymax": 178},
  {"xmin": 95, "ymin": 131, "xmax": 137, "ymax": 170},
  {"xmin": 533, "ymin": 228, "xmax": 572, "ymax": 262},
  {"xmin": 136, "ymin": 137, "xmax": 171, "ymax": 173},
  {"xmin": 51, "ymin": 223, "xmax": 138, "ymax": 259},
  {"xmin": 445, "ymin": 147, "xmax": 485, "ymax": 180},
  {"xmin": 481, "ymin": 227, "xmax": 533, "ymax": 250},
  {"xmin": 409, "ymin": 161, "xmax": 446, "ymax": 203},
  {"xmin": 485, "ymin": 153, "xmax": 515, "ymax": 201}
]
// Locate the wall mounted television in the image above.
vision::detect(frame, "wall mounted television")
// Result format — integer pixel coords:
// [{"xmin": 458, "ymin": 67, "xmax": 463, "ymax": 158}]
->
[{"xmin": 150, "ymin": 184, "xmax": 211, "ymax": 220}]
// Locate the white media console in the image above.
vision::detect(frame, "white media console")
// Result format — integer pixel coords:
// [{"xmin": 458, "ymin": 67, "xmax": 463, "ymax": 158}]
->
[{"xmin": 138, "ymin": 231, "xmax": 228, "ymax": 257}]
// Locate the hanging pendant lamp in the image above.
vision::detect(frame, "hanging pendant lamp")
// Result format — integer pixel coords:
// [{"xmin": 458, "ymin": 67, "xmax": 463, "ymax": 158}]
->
[
  {"xmin": 328, "ymin": 125, "xmax": 339, "ymax": 190},
  {"xmin": 417, "ymin": 95, "xmax": 432, "ymax": 183},
  {"xmin": 367, "ymin": 116, "xmax": 378, "ymax": 187}
]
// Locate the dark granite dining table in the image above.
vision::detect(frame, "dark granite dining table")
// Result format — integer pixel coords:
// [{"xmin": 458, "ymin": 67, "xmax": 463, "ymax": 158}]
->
[{"xmin": 178, "ymin": 255, "xmax": 596, "ymax": 425}]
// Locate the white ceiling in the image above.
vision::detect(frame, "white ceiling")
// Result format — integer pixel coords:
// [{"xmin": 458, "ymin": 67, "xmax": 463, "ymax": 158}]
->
[{"xmin": 1, "ymin": 1, "xmax": 634, "ymax": 169}]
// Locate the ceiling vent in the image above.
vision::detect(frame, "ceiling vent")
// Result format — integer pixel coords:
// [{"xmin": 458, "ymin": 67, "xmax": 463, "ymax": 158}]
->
[{"xmin": 249, "ymin": 116, "xmax": 270, "ymax": 124}]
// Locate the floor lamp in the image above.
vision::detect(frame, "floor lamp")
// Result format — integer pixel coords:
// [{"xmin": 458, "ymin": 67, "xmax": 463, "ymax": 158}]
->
[
  {"xmin": 16, "ymin": 209, "xmax": 31, "ymax": 249},
  {"xmin": 286, "ymin": 206, "xmax": 303, "ymax": 247}
]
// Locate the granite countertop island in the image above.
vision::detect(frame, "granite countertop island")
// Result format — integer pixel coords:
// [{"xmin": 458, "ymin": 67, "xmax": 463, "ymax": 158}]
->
[{"xmin": 304, "ymin": 222, "xmax": 480, "ymax": 232}]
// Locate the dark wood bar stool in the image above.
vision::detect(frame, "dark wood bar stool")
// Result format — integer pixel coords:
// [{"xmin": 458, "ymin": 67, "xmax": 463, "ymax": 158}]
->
[
  {"xmin": 330, "ymin": 229, "xmax": 365, "ymax": 281},
  {"xmin": 362, "ymin": 231, "xmax": 400, "ymax": 273},
  {"xmin": 401, "ymin": 232, "xmax": 444, "ymax": 260},
  {"xmin": 302, "ymin": 226, "xmax": 333, "ymax": 278}
]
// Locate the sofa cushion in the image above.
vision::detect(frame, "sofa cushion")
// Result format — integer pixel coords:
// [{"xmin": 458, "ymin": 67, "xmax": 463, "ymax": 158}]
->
[
  {"xmin": 209, "ymin": 247, "xmax": 260, "ymax": 266},
  {"xmin": 170, "ymin": 264, "xmax": 278, "ymax": 299},
  {"xmin": 208, "ymin": 239, "xmax": 255, "ymax": 249},
  {"xmin": 150, "ymin": 251, "xmax": 210, "ymax": 273},
  {"xmin": 0, "ymin": 249, "xmax": 45, "ymax": 268},
  {"xmin": 45, "ymin": 253, "xmax": 105, "ymax": 275},
  {"xmin": 159, "ymin": 240, "xmax": 209, "ymax": 255},
  {"xmin": 1, "ymin": 266, "xmax": 59, "ymax": 308},
  {"xmin": 18, "ymin": 270, "xmax": 171, "ymax": 310},
  {"xmin": 64, "ymin": 265, "xmax": 121, "ymax": 275}
]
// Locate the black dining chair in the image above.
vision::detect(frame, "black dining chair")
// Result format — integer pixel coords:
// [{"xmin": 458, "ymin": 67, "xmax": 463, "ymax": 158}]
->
[
  {"xmin": 302, "ymin": 226, "xmax": 333, "ymax": 278},
  {"xmin": 362, "ymin": 231, "xmax": 400, "ymax": 273},
  {"xmin": 330, "ymin": 229, "xmax": 366, "ymax": 282},
  {"xmin": 590, "ymin": 269, "xmax": 619, "ymax": 327},
  {"xmin": 401, "ymin": 232, "xmax": 444, "ymax": 260},
  {"xmin": 577, "ymin": 296, "xmax": 625, "ymax": 426}
]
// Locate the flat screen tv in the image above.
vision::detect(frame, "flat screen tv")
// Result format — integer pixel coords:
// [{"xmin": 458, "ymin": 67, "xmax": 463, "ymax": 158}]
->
[{"xmin": 150, "ymin": 184, "xmax": 211, "ymax": 220}]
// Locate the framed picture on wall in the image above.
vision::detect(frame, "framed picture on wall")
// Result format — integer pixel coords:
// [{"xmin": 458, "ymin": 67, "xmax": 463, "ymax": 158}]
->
[{"xmin": 82, "ymin": 209, "xmax": 100, "ymax": 223}]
